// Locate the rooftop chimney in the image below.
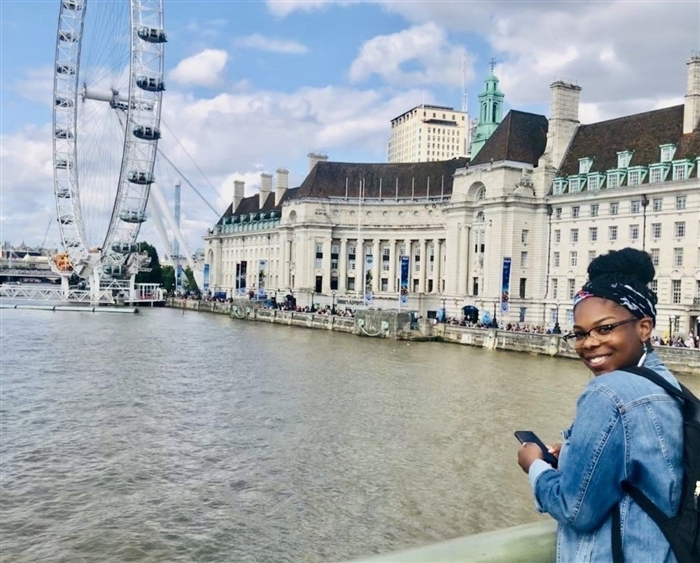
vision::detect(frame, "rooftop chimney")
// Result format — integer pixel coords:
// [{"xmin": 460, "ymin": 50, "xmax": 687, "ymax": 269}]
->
[
  {"xmin": 275, "ymin": 168, "xmax": 289, "ymax": 206},
  {"xmin": 308, "ymin": 151, "xmax": 328, "ymax": 173},
  {"xmin": 233, "ymin": 180, "xmax": 245, "ymax": 213},
  {"xmin": 543, "ymin": 80, "xmax": 582, "ymax": 170},
  {"xmin": 260, "ymin": 173, "xmax": 272, "ymax": 208},
  {"xmin": 684, "ymin": 54, "xmax": 700, "ymax": 134}
]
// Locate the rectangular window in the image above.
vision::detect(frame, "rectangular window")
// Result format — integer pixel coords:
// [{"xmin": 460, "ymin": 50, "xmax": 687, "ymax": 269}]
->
[
  {"xmin": 674, "ymin": 248, "xmax": 684, "ymax": 267},
  {"xmin": 383, "ymin": 247, "xmax": 391, "ymax": 257},
  {"xmin": 607, "ymin": 173, "xmax": 620, "ymax": 189},
  {"xmin": 610, "ymin": 202, "xmax": 619, "ymax": 215},
  {"xmin": 519, "ymin": 307, "xmax": 527, "ymax": 323},
  {"xmin": 347, "ymin": 277, "xmax": 355, "ymax": 291},
  {"xmin": 630, "ymin": 224, "xmax": 639, "ymax": 240},
  {"xmin": 572, "ymin": 206, "xmax": 580, "ymax": 218},
  {"xmin": 653, "ymin": 198, "xmax": 663, "ymax": 211},
  {"xmin": 568, "ymin": 279, "xmax": 576, "ymax": 299},
  {"xmin": 552, "ymin": 278, "xmax": 558, "ymax": 299},
  {"xmin": 348, "ymin": 260, "xmax": 356, "ymax": 271},
  {"xmin": 315, "ymin": 244, "xmax": 323, "ymax": 256},
  {"xmin": 554, "ymin": 229, "xmax": 561, "ymax": 243},
  {"xmin": 519, "ymin": 278, "xmax": 527, "ymax": 299},
  {"xmin": 675, "ymin": 221, "xmax": 686, "ymax": 238},
  {"xmin": 651, "ymin": 223, "xmax": 662, "ymax": 239},
  {"xmin": 331, "ymin": 244, "xmax": 339, "ymax": 255},
  {"xmin": 382, "ymin": 261, "xmax": 390, "ymax": 272},
  {"xmin": 588, "ymin": 176, "xmax": 600, "ymax": 191},
  {"xmin": 473, "ymin": 277, "xmax": 479, "ymax": 296},
  {"xmin": 650, "ymin": 248, "xmax": 660, "ymax": 266},
  {"xmin": 589, "ymin": 227, "xmax": 598, "ymax": 242},
  {"xmin": 331, "ymin": 258, "xmax": 339, "ymax": 270},
  {"xmin": 649, "ymin": 167, "xmax": 663, "ymax": 183},
  {"xmin": 570, "ymin": 251, "xmax": 578, "ymax": 267},
  {"xmin": 617, "ymin": 152, "xmax": 631, "ymax": 168},
  {"xmin": 661, "ymin": 145, "xmax": 675, "ymax": 162},
  {"xmin": 609, "ymin": 226, "xmax": 618, "ymax": 241},
  {"xmin": 628, "ymin": 170, "xmax": 641, "ymax": 186},
  {"xmin": 555, "ymin": 207, "xmax": 562, "ymax": 220},
  {"xmin": 588, "ymin": 250, "xmax": 596, "ymax": 264},
  {"xmin": 554, "ymin": 252, "xmax": 560, "ymax": 268},
  {"xmin": 673, "ymin": 280, "xmax": 682, "ymax": 304},
  {"xmin": 520, "ymin": 251, "xmax": 528, "ymax": 268},
  {"xmin": 676, "ymin": 196, "xmax": 687, "ymax": 210},
  {"xmin": 590, "ymin": 204, "xmax": 599, "ymax": 217},
  {"xmin": 570, "ymin": 228, "xmax": 579, "ymax": 243},
  {"xmin": 330, "ymin": 276, "xmax": 338, "ymax": 291},
  {"xmin": 381, "ymin": 278, "xmax": 388, "ymax": 292},
  {"xmin": 631, "ymin": 200, "xmax": 641, "ymax": 214},
  {"xmin": 521, "ymin": 229, "xmax": 529, "ymax": 244},
  {"xmin": 579, "ymin": 158, "xmax": 592, "ymax": 174},
  {"xmin": 649, "ymin": 279, "xmax": 658, "ymax": 294},
  {"xmin": 673, "ymin": 163, "xmax": 687, "ymax": 181},
  {"xmin": 569, "ymin": 178, "xmax": 580, "ymax": 192}
]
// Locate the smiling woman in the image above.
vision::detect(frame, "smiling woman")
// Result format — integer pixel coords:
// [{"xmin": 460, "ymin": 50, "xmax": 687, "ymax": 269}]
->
[{"xmin": 518, "ymin": 248, "xmax": 684, "ymax": 563}]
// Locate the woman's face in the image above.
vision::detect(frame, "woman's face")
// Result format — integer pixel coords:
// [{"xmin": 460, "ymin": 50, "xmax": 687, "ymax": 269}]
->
[{"xmin": 572, "ymin": 297, "xmax": 653, "ymax": 376}]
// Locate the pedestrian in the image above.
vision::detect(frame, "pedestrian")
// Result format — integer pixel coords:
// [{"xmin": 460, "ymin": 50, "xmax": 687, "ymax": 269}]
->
[{"xmin": 517, "ymin": 248, "xmax": 683, "ymax": 563}]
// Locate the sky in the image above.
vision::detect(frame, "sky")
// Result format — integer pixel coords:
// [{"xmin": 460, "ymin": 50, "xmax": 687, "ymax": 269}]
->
[{"xmin": 1, "ymin": 0, "xmax": 699, "ymax": 257}]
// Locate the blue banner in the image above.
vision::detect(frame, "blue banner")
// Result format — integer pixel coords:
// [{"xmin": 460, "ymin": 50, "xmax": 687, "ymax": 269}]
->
[
  {"xmin": 203, "ymin": 263, "xmax": 210, "ymax": 292},
  {"xmin": 500, "ymin": 257, "xmax": 511, "ymax": 312},
  {"xmin": 176, "ymin": 264, "xmax": 183, "ymax": 292},
  {"xmin": 400, "ymin": 255, "xmax": 409, "ymax": 305}
]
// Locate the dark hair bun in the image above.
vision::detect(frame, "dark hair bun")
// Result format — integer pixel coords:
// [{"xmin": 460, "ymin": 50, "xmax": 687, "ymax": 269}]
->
[{"xmin": 588, "ymin": 247, "xmax": 655, "ymax": 286}]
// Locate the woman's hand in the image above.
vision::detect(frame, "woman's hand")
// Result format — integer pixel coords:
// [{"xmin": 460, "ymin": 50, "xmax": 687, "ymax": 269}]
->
[
  {"xmin": 518, "ymin": 442, "xmax": 544, "ymax": 473},
  {"xmin": 547, "ymin": 443, "xmax": 562, "ymax": 459}
]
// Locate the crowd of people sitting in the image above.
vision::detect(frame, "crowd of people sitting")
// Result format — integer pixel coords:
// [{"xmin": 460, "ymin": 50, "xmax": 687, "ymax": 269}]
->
[{"xmin": 651, "ymin": 333, "xmax": 699, "ymax": 348}]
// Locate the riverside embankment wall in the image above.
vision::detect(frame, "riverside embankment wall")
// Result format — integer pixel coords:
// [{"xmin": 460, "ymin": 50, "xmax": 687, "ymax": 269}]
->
[{"xmin": 167, "ymin": 300, "xmax": 700, "ymax": 376}]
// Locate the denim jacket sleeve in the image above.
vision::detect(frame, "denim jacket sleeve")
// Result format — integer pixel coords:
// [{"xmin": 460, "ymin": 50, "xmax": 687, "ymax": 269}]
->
[{"xmin": 529, "ymin": 384, "xmax": 626, "ymax": 533}]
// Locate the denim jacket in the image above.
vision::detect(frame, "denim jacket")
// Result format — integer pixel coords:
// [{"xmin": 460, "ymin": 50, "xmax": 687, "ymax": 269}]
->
[{"xmin": 528, "ymin": 352, "xmax": 683, "ymax": 563}]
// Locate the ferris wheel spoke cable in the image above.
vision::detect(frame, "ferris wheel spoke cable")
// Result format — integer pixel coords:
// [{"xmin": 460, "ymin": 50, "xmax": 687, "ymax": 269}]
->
[
  {"xmin": 156, "ymin": 149, "xmax": 220, "ymax": 217},
  {"xmin": 160, "ymin": 118, "xmax": 222, "ymax": 201}
]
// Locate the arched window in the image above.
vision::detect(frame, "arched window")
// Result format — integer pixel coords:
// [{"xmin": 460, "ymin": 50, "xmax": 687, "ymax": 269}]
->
[
  {"xmin": 476, "ymin": 186, "xmax": 486, "ymax": 200},
  {"xmin": 476, "ymin": 211, "xmax": 485, "ymax": 222}
]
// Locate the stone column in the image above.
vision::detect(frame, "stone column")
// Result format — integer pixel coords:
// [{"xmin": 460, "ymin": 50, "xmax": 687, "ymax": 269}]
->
[
  {"xmin": 322, "ymin": 238, "xmax": 332, "ymax": 293},
  {"xmin": 388, "ymin": 239, "xmax": 397, "ymax": 293},
  {"xmin": 435, "ymin": 239, "xmax": 442, "ymax": 293},
  {"xmin": 339, "ymin": 238, "xmax": 347, "ymax": 293},
  {"xmin": 459, "ymin": 226, "xmax": 470, "ymax": 295},
  {"xmin": 372, "ymin": 238, "xmax": 381, "ymax": 293},
  {"xmin": 419, "ymin": 239, "xmax": 427, "ymax": 293}
]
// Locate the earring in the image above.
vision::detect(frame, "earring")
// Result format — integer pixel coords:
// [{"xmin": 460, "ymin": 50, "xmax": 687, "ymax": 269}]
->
[{"xmin": 638, "ymin": 341, "xmax": 649, "ymax": 367}]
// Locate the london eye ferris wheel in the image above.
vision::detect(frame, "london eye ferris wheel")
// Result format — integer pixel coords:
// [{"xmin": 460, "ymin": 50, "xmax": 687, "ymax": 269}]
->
[{"xmin": 52, "ymin": 0, "xmax": 166, "ymax": 280}]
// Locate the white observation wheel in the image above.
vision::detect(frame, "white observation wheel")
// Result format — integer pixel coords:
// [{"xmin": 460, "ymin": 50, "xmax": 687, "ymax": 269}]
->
[{"xmin": 52, "ymin": 0, "xmax": 165, "ymax": 277}]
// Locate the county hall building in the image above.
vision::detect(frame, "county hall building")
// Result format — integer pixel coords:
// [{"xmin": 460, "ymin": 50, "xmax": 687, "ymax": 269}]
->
[{"xmin": 204, "ymin": 56, "xmax": 700, "ymax": 337}]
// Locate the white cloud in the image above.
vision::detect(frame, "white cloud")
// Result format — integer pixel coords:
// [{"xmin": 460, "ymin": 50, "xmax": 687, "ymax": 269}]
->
[
  {"xmin": 265, "ymin": 0, "xmax": 358, "ymax": 17},
  {"xmin": 235, "ymin": 34, "xmax": 308, "ymax": 54},
  {"xmin": 349, "ymin": 22, "xmax": 474, "ymax": 88},
  {"xmin": 169, "ymin": 49, "xmax": 229, "ymax": 87}
]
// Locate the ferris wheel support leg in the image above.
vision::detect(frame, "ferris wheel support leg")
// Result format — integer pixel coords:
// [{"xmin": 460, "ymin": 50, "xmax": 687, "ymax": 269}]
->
[
  {"xmin": 129, "ymin": 273, "xmax": 137, "ymax": 303},
  {"xmin": 148, "ymin": 198, "xmax": 174, "ymax": 262},
  {"xmin": 149, "ymin": 183, "xmax": 198, "ymax": 272},
  {"xmin": 61, "ymin": 275, "xmax": 70, "ymax": 297},
  {"xmin": 90, "ymin": 268, "xmax": 102, "ymax": 305}
]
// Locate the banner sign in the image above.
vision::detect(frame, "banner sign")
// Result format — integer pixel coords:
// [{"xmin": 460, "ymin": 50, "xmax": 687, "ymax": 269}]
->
[
  {"xmin": 500, "ymin": 257, "xmax": 512, "ymax": 312},
  {"xmin": 176, "ymin": 264, "xmax": 183, "ymax": 292},
  {"xmin": 203, "ymin": 263, "xmax": 210, "ymax": 292},
  {"xmin": 257, "ymin": 259, "xmax": 268, "ymax": 298},
  {"xmin": 400, "ymin": 255, "xmax": 410, "ymax": 305},
  {"xmin": 364, "ymin": 253, "xmax": 374, "ymax": 304},
  {"xmin": 236, "ymin": 261, "xmax": 247, "ymax": 294}
]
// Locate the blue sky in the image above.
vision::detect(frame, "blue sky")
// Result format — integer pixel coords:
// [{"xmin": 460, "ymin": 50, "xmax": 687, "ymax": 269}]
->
[{"xmin": 1, "ymin": 0, "xmax": 699, "ymax": 253}]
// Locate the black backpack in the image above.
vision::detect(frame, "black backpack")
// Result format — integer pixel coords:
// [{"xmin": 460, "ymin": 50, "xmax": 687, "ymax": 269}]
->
[{"xmin": 611, "ymin": 365, "xmax": 700, "ymax": 563}]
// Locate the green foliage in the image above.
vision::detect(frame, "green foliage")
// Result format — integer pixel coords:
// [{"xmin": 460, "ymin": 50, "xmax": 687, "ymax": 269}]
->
[
  {"xmin": 135, "ymin": 241, "xmax": 162, "ymax": 285},
  {"xmin": 161, "ymin": 265, "xmax": 175, "ymax": 293},
  {"xmin": 183, "ymin": 266, "xmax": 199, "ymax": 292}
]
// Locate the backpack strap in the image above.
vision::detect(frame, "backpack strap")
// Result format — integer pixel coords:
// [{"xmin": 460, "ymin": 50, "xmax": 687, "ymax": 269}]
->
[
  {"xmin": 612, "ymin": 503, "xmax": 624, "ymax": 563},
  {"xmin": 620, "ymin": 365, "xmax": 687, "ymax": 402}
]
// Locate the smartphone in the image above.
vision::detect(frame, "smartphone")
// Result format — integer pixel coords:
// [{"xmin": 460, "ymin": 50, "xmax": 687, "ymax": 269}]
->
[{"xmin": 514, "ymin": 430, "xmax": 559, "ymax": 468}]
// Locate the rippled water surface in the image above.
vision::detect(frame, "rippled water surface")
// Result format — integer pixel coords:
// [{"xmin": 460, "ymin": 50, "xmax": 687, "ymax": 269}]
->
[{"xmin": 2, "ymin": 308, "xmax": 693, "ymax": 562}]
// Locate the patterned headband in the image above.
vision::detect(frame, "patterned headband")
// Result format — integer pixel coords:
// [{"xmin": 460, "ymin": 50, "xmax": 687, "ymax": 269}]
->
[{"xmin": 573, "ymin": 281, "xmax": 657, "ymax": 325}]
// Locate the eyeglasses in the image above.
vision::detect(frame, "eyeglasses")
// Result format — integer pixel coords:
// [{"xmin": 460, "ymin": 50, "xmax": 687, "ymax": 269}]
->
[{"xmin": 562, "ymin": 317, "xmax": 639, "ymax": 347}]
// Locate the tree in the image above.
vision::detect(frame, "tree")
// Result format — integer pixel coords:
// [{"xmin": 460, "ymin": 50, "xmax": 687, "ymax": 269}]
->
[
  {"xmin": 183, "ymin": 266, "xmax": 199, "ymax": 293},
  {"xmin": 135, "ymin": 241, "xmax": 162, "ymax": 285},
  {"xmin": 161, "ymin": 265, "xmax": 175, "ymax": 293}
]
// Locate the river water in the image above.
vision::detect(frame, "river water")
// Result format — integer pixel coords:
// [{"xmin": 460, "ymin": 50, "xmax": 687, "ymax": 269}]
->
[{"xmin": 1, "ymin": 308, "xmax": 695, "ymax": 562}]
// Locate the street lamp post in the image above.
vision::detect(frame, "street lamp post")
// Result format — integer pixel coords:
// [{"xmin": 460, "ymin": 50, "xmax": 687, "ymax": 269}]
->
[
  {"xmin": 441, "ymin": 297, "xmax": 446, "ymax": 323},
  {"xmin": 553, "ymin": 302, "xmax": 562, "ymax": 334},
  {"xmin": 331, "ymin": 290, "xmax": 336, "ymax": 315},
  {"xmin": 311, "ymin": 290, "xmax": 315, "ymax": 311},
  {"xmin": 490, "ymin": 300, "xmax": 498, "ymax": 328}
]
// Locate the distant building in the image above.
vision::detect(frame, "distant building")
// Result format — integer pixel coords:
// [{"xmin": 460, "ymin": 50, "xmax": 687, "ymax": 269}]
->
[
  {"xmin": 204, "ymin": 55, "xmax": 700, "ymax": 337},
  {"xmin": 388, "ymin": 104, "xmax": 469, "ymax": 163}
]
